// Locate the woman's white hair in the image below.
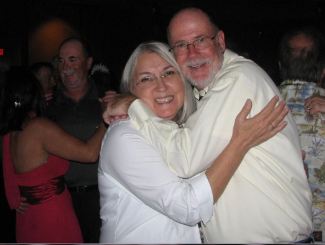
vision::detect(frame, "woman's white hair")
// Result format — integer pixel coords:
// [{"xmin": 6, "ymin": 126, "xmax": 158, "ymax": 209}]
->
[{"xmin": 120, "ymin": 41, "xmax": 196, "ymax": 124}]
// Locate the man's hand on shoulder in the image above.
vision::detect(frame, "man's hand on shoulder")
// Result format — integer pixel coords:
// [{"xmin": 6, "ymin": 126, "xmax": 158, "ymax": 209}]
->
[{"xmin": 100, "ymin": 91, "xmax": 136, "ymax": 124}]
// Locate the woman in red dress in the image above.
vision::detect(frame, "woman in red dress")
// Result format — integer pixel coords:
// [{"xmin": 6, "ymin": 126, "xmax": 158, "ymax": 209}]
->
[{"xmin": 0, "ymin": 67, "xmax": 106, "ymax": 243}]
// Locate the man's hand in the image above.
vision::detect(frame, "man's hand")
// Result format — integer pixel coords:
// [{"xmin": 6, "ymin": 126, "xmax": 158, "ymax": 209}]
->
[
  {"xmin": 99, "ymin": 90, "xmax": 118, "ymax": 112},
  {"xmin": 101, "ymin": 91, "xmax": 136, "ymax": 124},
  {"xmin": 305, "ymin": 95, "xmax": 325, "ymax": 115},
  {"xmin": 101, "ymin": 90, "xmax": 119, "ymax": 105}
]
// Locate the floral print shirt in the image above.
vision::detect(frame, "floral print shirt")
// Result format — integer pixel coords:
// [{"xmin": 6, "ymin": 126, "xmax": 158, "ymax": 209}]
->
[{"xmin": 280, "ymin": 80, "xmax": 325, "ymax": 241}]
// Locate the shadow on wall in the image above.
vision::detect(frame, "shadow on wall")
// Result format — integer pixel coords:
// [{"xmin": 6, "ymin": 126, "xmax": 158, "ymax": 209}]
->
[{"xmin": 29, "ymin": 18, "xmax": 79, "ymax": 64}]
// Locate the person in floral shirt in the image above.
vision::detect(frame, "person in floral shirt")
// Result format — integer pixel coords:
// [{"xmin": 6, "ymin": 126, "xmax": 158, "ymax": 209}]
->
[{"xmin": 279, "ymin": 26, "xmax": 325, "ymax": 242}]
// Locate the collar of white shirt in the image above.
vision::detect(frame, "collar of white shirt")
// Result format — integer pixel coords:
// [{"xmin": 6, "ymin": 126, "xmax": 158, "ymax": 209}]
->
[{"xmin": 193, "ymin": 86, "xmax": 209, "ymax": 100}]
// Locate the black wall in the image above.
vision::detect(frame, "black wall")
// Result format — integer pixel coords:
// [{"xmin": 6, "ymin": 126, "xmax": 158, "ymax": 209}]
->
[{"xmin": 1, "ymin": 0, "xmax": 325, "ymax": 83}]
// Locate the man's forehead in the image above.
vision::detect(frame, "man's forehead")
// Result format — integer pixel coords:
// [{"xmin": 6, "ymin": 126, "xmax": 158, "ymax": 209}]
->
[
  {"xmin": 59, "ymin": 41, "xmax": 83, "ymax": 54},
  {"xmin": 58, "ymin": 53, "xmax": 81, "ymax": 59},
  {"xmin": 169, "ymin": 13, "xmax": 213, "ymax": 41},
  {"xmin": 59, "ymin": 49, "xmax": 83, "ymax": 59},
  {"xmin": 289, "ymin": 34, "xmax": 314, "ymax": 50}
]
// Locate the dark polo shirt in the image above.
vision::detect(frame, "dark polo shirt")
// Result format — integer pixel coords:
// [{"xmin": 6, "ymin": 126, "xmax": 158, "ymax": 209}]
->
[{"xmin": 46, "ymin": 82, "xmax": 102, "ymax": 187}]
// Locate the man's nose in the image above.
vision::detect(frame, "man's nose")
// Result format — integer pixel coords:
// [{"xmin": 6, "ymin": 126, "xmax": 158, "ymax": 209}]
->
[
  {"xmin": 187, "ymin": 44, "xmax": 199, "ymax": 56},
  {"xmin": 63, "ymin": 61, "xmax": 70, "ymax": 69},
  {"xmin": 60, "ymin": 60, "xmax": 70, "ymax": 70}
]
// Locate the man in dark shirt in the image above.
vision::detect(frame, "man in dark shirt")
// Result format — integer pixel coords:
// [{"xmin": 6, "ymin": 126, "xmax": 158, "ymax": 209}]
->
[{"xmin": 47, "ymin": 37, "xmax": 102, "ymax": 242}]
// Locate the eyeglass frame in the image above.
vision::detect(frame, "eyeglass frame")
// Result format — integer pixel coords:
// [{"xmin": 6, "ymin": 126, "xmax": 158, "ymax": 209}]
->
[
  {"xmin": 169, "ymin": 34, "xmax": 217, "ymax": 54},
  {"xmin": 134, "ymin": 68, "xmax": 180, "ymax": 87}
]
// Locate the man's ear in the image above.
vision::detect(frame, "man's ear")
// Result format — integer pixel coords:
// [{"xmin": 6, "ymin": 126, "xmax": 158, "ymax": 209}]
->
[
  {"xmin": 216, "ymin": 31, "xmax": 226, "ymax": 52},
  {"xmin": 87, "ymin": 57, "xmax": 93, "ymax": 71}
]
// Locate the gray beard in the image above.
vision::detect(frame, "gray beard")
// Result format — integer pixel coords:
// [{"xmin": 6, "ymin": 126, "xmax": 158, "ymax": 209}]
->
[
  {"xmin": 186, "ymin": 51, "xmax": 224, "ymax": 90},
  {"xmin": 187, "ymin": 68, "xmax": 218, "ymax": 90}
]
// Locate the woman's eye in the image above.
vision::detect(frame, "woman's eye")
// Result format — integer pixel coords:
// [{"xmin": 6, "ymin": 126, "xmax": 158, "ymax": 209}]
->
[
  {"xmin": 140, "ymin": 76, "xmax": 153, "ymax": 83},
  {"xmin": 163, "ymin": 70, "xmax": 176, "ymax": 78}
]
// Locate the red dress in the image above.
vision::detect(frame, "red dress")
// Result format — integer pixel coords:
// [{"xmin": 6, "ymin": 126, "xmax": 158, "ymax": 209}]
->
[{"xmin": 2, "ymin": 134, "xmax": 83, "ymax": 243}]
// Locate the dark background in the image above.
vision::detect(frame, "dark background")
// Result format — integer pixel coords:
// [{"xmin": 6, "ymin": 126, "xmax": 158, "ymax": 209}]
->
[
  {"xmin": 0, "ymin": 0, "xmax": 325, "ymax": 242},
  {"xmin": 1, "ymin": 0, "xmax": 325, "ymax": 83}
]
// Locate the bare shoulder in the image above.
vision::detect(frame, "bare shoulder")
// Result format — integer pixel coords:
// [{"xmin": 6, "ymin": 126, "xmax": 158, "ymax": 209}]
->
[
  {"xmin": 22, "ymin": 117, "xmax": 61, "ymax": 141},
  {"xmin": 26, "ymin": 117, "xmax": 58, "ymax": 131}
]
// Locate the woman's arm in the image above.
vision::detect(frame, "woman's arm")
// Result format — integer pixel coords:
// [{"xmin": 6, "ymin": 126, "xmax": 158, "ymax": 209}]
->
[
  {"xmin": 100, "ymin": 122, "xmax": 211, "ymax": 225},
  {"xmin": 35, "ymin": 118, "xmax": 106, "ymax": 162}
]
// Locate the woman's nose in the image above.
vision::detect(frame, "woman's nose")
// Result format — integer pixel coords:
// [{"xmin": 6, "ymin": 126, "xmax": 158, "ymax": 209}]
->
[{"xmin": 155, "ymin": 78, "xmax": 167, "ymax": 91}]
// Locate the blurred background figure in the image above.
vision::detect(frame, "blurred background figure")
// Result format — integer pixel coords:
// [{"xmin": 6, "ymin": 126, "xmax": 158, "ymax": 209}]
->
[
  {"xmin": 278, "ymin": 26, "xmax": 324, "ymax": 85},
  {"xmin": 278, "ymin": 26, "xmax": 325, "ymax": 242},
  {"xmin": 46, "ymin": 37, "xmax": 103, "ymax": 242},
  {"xmin": 0, "ymin": 66, "xmax": 106, "ymax": 243},
  {"xmin": 90, "ymin": 62, "xmax": 119, "ymax": 97},
  {"xmin": 318, "ymin": 57, "xmax": 325, "ymax": 88},
  {"xmin": 30, "ymin": 62, "xmax": 56, "ymax": 105}
]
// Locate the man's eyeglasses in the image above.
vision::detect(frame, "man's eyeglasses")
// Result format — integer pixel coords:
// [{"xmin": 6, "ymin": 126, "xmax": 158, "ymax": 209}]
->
[
  {"xmin": 169, "ymin": 34, "xmax": 217, "ymax": 55},
  {"xmin": 135, "ymin": 68, "xmax": 179, "ymax": 88}
]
